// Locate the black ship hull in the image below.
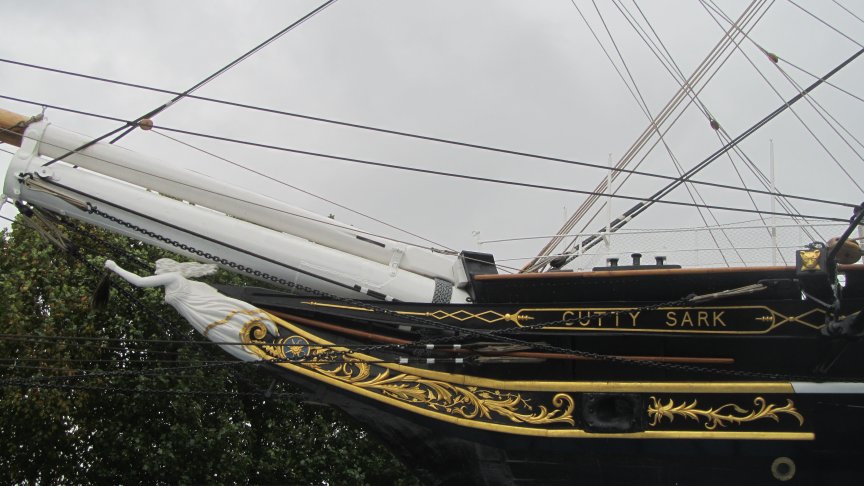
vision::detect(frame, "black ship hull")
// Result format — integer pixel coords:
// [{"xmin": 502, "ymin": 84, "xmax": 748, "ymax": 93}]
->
[{"xmin": 217, "ymin": 262, "xmax": 864, "ymax": 485}]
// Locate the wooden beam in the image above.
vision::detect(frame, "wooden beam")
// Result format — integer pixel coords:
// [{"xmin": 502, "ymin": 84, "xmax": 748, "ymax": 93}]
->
[{"xmin": 0, "ymin": 108, "xmax": 28, "ymax": 147}]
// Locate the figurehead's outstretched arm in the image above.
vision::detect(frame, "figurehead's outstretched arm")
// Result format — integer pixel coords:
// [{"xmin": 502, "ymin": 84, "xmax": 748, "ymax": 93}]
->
[{"xmin": 104, "ymin": 260, "xmax": 179, "ymax": 288}]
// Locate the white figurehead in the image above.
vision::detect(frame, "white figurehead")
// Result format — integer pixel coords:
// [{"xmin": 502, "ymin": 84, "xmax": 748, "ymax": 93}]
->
[{"xmin": 104, "ymin": 258, "xmax": 279, "ymax": 362}]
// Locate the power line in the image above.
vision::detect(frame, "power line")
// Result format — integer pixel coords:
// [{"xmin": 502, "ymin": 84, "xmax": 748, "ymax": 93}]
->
[
  {"xmin": 149, "ymin": 125, "xmax": 852, "ymax": 221},
  {"xmin": 548, "ymin": 45, "xmax": 864, "ymax": 268},
  {"xmin": 787, "ymin": 0, "xmax": 864, "ymax": 48},
  {"xmin": 0, "ymin": 379, "xmax": 300, "ymax": 399},
  {"xmin": 1, "ymin": 125, "xmax": 458, "ymax": 254},
  {"xmin": 0, "ymin": 357, "xmax": 239, "ymax": 364},
  {"xmin": 0, "ymin": 60, "xmax": 857, "ymax": 209},
  {"xmin": 42, "ymin": 0, "xmax": 342, "ymax": 163},
  {"xmin": 150, "ymin": 129, "xmax": 456, "ymax": 253},
  {"xmin": 0, "ymin": 113, "xmax": 850, "ymax": 223}
]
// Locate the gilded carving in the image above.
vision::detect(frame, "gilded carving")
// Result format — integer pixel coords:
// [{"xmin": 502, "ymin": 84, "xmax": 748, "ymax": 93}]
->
[
  {"xmin": 241, "ymin": 320, "xmax": 288, "ymax": 359},
  {"xmin": 234, "ymin": 312, "xmax": 815, "ymax": 439},
  {"xmin": 311, "ymin": 360, "xmax": 576, "ymax": 425},
  {"xmin": 419, "ymin": 309, "xmax": 534, "ymax": 326},
  {"xmin": 647, "ymin": 396, "xmax": 804, "ymax": 430},
  {"xmin": 206, "ymin": 309, "xmax": 270, "ymax": 336},
  {"xmin": 300, "ymin": 301, "xmax": 534, "ymax": 326},
  {"xmin": 799, "ymin": 249, "xmax": 822, "ymax": 271},
  {"xmin": 242, "ymin": 324, "xmax": 575, "ymax": 426}
]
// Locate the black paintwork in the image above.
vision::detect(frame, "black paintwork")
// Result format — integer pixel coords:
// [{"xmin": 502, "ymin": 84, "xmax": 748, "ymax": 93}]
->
[{"xmin": 214, "ymin": 265, "xmax": 864, "ymax": 485}]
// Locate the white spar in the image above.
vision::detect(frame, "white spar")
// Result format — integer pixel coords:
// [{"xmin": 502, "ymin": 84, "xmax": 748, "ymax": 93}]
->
[
  {"xmin": 3, "ymin": 117, "xmax": 471, "ymax": 304},
  {"xmin": 12, "ymin": 119, "xmax": 468, "ymax": 286}
]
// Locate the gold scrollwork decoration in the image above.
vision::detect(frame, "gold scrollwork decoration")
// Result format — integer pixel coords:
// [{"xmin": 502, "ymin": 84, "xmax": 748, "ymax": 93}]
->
[
  {"xmin": 648, "ymin": 396, "xmax": 804, "ymax": 430},
  {"xmin": 312, "ymin": 360, "xmax": 575, "ymax": 425},
  {"xmin": 242, "ymin": 324, "xmax": 575, "ymax": 426},
  {"xmin": 240, "ymin": 320, "xmax": 286, "ymax": 358}
]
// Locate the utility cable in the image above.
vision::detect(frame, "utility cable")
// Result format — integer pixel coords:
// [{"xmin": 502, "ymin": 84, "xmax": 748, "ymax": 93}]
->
[
  {"xmin": 106, "ymin": 0, "xmax": 341, "ymax": 145},
  {"xmin": 787, "ymin": 0, "xmax": 864, "ymax": 48},
  {"xmin": 0, "ymin": 380, "xmax": 300, "ymax": 399},
  {"xmin": 0, "ymin": 62, "xmax": 854, "ymax": 208},
  {"xmin": 1, "ymin": 124, "xmax": 850, "ymax": 223},
  {"xmin": 703, "ymin": 0, "xmax": 864, "ymax": 194},
  {"xmin": 548, "ymin": 45, "xmax": 864, "ymax": 268},
  {"xmin": 534, "ymin": 0, "xmax": 767, "ymax": 271},
  {"xmin": 2, "ymin": 125, "xmax": 459, "ymax": 255},
  {"xmin": 150, "ymin": 129, "xmax": 456, "ymax": 253},
  {"xmin": 596, "ymin": 0, "xmax": 741, "ymax": 266},
  {"xmin": 41, "ymin": 0, "xmax": 341, "ymax": 164},
  {"xmin": 11, "ymin": 202, "xmax": 859, "ymax": 384},
  {"xmin": 833, "ymin": 0, "xmax": 864, "ymax": 25}
]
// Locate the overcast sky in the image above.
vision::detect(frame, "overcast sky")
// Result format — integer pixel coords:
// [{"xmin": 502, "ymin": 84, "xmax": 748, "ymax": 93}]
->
[{"xmin": 2, "ymin": 1, "xmax": 863, "ymax": 269}]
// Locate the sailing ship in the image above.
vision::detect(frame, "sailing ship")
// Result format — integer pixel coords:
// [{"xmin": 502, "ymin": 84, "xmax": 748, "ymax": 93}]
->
[{"xmin": 3, "ymin": 2, "xmax": 864, "ymax": 484}]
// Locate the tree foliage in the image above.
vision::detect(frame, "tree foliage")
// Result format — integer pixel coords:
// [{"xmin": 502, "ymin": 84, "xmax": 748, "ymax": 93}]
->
[{"xmin": 0, "ymin": 214, "xmax": 419, "ymax": 485}]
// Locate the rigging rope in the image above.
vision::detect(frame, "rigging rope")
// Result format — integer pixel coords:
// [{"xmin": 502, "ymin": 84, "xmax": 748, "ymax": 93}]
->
[
  {"xmin": 621, "ymin": 0, "xmax": 784, "ymax": 265},
  {"xmin": 787, "ymin": 0, "xmax": 864, "ymax": 48},
  {"xmin": 704, "ymin": 0, "xmax": 864, "ymax": 195},
  {"xmin": 561, "ymin": 0, "xmax": 774, "ymax": 262},
  {"xmin": 149, "ymin": 129, "xmax": 457, "ymax": 254},
  {"xmin": 699, "ymin": 0, "xmax": 859, "ymax": 244},
  {"xmin": 597, "ymin": 0, "xmax": 745, "ymax": 266},
  {"xmin": 0, "ymin": 123, "xmax": 849, "ymax": 223},
  {"xmin": 48, "ymin": 201, "xmax": 861, "ymax": 383},
  {"xmin": 8, "ymin": 204, "xmax": 864, "ymax": 394},
  {"xmin": 41, "ymin": 0, "xmax": 341, "ymax": 164},
  {"xmin": 529, "ymin": 0, "xmax": 769, "ymax": 272},
  {"xmin": 833, "ymin": 0, "xmax": 864, "ymax": 26},
  {"xmin": 2, "ymin": 126, "xmax": 458, "ymax": 256},
  {"xmin": 546, "ymin": 45, "xmax": 864, "ymax": 269},
  {"xmin": 0, "ymin": 62, "xmax": 854, "ymax": 208}
]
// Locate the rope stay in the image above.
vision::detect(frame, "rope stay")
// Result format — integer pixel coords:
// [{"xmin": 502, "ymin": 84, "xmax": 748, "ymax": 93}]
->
[
  {"xmin": 40, "ymin": 0, "xmax": 341, "ymax": 165},
  {"xmin": 0, "ymin": 123, "xmax": 850, "ymax": 224},
  {"xmin": 542, "ymin": 45, "xmax": 864, "ymax": 271},
  {"xmin": 527, "ymin": 0, "xmax": 771, "ymax": 272},
  {"xmin": 0, "ymin": 61, "xmax": 854, "ymax": 209}
]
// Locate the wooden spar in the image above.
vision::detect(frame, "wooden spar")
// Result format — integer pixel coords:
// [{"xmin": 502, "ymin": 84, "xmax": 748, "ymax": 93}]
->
[{"xmin": 0, "ymin": 108, "xmax": 28, "ymax": 147}]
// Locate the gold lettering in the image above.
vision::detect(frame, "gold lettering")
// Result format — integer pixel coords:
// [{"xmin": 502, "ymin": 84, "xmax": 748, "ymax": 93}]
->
[
  {"xmin": 697, "ymin": 311, "xmax": 709, "ymax": 327},
  {"xmin": 681, "ymin": 312, "xmax": 693, "ymax": 326},
  {"xmin": 579, "ymin": 311, "xmax": 590, "ymax": 327},
  {"xmin": 666, "ymin": 311, "xmax": 677, "ymax": 327},
  {"xmin": 713, "ymin": 311, "xmax": 726, "ymax": 327},
  {"xmin": 629, "ymin": 311, "xmax": 640, "ymax": 327}
]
